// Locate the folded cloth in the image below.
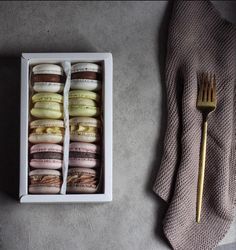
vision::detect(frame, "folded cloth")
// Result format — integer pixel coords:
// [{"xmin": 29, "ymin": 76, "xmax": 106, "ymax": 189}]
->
[{"xmin": 153, "ymin": 0, "xmax": 236, "ymax": 249}]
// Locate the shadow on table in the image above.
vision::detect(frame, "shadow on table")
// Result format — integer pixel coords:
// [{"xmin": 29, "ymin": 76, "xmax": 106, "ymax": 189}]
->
[
  {"xmin": 0, "ymin": 56, "xmax": 21, "ymax": 200},
  {"xmin": 0, "ymin": 42, "xmax": 99, "ymax": 201},
  {"xmin": 144, "ymin": 0, "xmax": 174, "ymax": 248}
]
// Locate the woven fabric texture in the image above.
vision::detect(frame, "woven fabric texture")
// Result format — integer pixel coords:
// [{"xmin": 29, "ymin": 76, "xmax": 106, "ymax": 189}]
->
[{"xmin": 153, "ymin": 1, "xmax": 236, "ymax": 249}]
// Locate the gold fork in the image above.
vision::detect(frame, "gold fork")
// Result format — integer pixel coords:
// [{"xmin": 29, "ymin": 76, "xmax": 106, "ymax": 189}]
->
[{"xmin": 196, "ymin": 72, "xmax": 217, "ymax": 223}]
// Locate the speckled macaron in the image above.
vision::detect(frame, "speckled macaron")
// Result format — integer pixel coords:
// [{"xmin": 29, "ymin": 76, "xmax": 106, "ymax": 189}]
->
[{"xmin": 71, "ymin": 63, "xmax": 102, "ymax": 91}]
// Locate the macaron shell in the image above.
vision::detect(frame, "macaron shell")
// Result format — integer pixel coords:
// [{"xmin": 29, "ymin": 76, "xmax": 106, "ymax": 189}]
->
[
  {"xmin": 33, "ymin": 82, "xmax": 64, "ymax": 93},
  {"xmin": 30, "ymin": 159, "xmax": 63, "ymax": 169},
  {"xmin": 29, "ymin": 186, "xmax": 61, "ymax": 194},
  {"xmin": 69, "ymin": 98, "xmax": 96, "ymax": 107},
  {"xmin": 29, "ymin": 133, "xmax": 64, "ymax": 144},
  {"xmin": 69, "ymin": 90, "xmax": 99, "ymax": 102},
  {"xmin": 29, "ymin": 169, "xmax": 61, "ymax": 176},
  {"xmin": 30, "ymin": 143, "xmax": 63, "ymax": 154},
  {"xmin": 69, "ymin": 117, "xmax": 101, "ymax": 127},
  {"xmin": 69, "ymin": 142, "xmax": 100, "ymax": 153},
  {"xmin": 69, "ymin": 106, "xmax": 99, "ymax": 117},
  {"xmin": 71, "ymin": 63, "xmax": 101, "ymax": 73},
  {"xmin": 32, "ymin": 64, "xmax": 64, "ymax": 75},
  {"xmin": 69, "ymin": 158, "xmax": 99, "ymax": 168},
  {"xmin": 66, "ymin": 185, "xmax": 97, "ymax": 194},
  {"xmin": 32, "ymin": 93, "xmax": 63, "ymax": 103},
  {"xmin": 70, "ymin": 132, "xmax": 100, "ymax": 143},
  {"xmin": 70, "ymin": 79, "xmax": 101, "ymax": 91},
  {"xmin": 31, "ymin": 108, "xmax": 63, "ymax": 119}
]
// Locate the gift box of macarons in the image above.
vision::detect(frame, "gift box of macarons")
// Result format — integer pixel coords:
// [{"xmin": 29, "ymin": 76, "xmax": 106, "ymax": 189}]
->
[{"xmin": 19, "ymin": 53, "xmax": 113, "ymax": 203}]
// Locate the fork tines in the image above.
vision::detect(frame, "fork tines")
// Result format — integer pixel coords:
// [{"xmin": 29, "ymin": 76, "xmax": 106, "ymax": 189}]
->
[{"xmin": 197, "ymin": 72, "xmax": 216, "ymax": 106}]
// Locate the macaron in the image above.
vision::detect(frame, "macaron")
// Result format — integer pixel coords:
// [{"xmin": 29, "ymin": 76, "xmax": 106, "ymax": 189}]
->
[
  {"xmin": 30, "ymin": 144, "xmax": 63, "ymax": 169},
  {"xmin": 69, "ymin": 142, "xmax": 100, "ymax": 168},
  {"xmin": 69, "ymin": 90, "xmax": 100, "ymax": 102},
  {"xmin": 31, "ymin": 93, "xmax": 63, "ymax": 119},
  {"xmin": 29, "ymin": 169, "xmax": 62, "ymax": 194},
  {"xmin": 29, "ymin": 119, "xmax": 64, "ymax": 144},
  {"xmin": 67, "ymin": 168, "xmax": 98, "ymax": 194},
  {"xmin": 32, "ymin": 64, "xmax": 64, "ymax": 93},
  {"xmin": 69, "ymin": 97, "xmax": 99, "ymax": 117},
  {"xmin": 32, "ymin": 93, "xmax": 63, "ymax": 103},
  {"xmin": 71, "ymin": 63, "xmax": 101, "ymax": 91},
  {"xmin": 69, "ymin": 90, "xmax": 100, "ymax": 117},
  {"xmin": 70, "ymin": 117, "xmax": 101, "ymax": 142}
]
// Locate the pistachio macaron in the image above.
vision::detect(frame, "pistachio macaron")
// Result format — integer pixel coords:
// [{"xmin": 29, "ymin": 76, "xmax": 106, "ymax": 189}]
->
[
  {"xmin": 69, "ymin": 117, "xmax": 101, "ymax": 142},
  {"xmin": 32, "ymin": 64, "xmax": 65, "ymax": 93},
  {"xmin": 69, "ymin": 90, "xmax": 100, "ymax": 117},
  {"xmin": 31, "ymin": 93, "xmax": 63, "ymax": 119}
]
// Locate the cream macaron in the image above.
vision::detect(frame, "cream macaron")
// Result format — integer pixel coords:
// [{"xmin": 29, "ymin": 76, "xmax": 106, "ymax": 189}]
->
[
  {"xmin": 29, "ymin": 119, "xmax": 64, "ymax": 144},
  {"xmin": 69, "ymin": 117, "xmax": 101, "ymax": 142}
]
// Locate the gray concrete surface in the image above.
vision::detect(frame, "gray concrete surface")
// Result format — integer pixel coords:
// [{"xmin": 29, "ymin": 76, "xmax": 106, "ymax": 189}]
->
[{"xmin": 0, "ymin": 1, "xmax": 235, "ymax": 250}]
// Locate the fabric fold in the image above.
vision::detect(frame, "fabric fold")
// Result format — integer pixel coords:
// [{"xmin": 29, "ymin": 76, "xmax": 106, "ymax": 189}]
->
[{"xmin": 153, "ymin": 0, "xmax": 236, "ymax": 249}]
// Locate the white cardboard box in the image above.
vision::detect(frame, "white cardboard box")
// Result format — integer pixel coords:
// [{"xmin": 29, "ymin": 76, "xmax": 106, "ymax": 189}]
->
[{"xmin": 20, "ymin": 53, "xmax": 113, "ymax": 203}]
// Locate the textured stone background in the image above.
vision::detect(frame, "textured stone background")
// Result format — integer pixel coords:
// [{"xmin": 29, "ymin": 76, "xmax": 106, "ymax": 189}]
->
[{"xmin": 0, "ymin": 1, "xmax": 235, "ymax": 250}]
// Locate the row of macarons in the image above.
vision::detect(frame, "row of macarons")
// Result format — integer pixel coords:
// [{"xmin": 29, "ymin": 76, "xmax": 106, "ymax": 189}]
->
[
  {"xmin": 29, "ymin": 168, "xmax": 99, "ymax": 194},
  {"xmin": 28, "ymin": 117, "xmax": 100, "ymax": 144},
  {"xmin": 31, "ymin": 90, "xmax": 100, "ymax": 119},
  {"xmin": 28, "ymin": 117, "xmax": 101, "ymax": 194},
  {"xmin": 28, "ymin": 142, "xmax": 100, "ymax": 194},
  {"xmin": 31, "ymin": 63, "xmax": 101, "ymax": 119},
  {"xmin": 32, "ymin": 63, "xmax": 102, "ymax": 93},
  {"xmin": 29, "ymin": 63, "xmax": 102, "ymax": 194}
]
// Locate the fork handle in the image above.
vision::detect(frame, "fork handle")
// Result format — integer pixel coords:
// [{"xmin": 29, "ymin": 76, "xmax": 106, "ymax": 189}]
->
[{"xmin": 196, "ymin": 119, "xmax": 208, "ymax": 223}]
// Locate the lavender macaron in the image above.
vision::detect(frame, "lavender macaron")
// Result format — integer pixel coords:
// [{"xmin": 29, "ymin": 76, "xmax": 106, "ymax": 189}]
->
[
  {"xmin": 30, "ymin": 144, "xmax": 63, "ymax": 169},
  {"xmin": 69, "ymin": 142, "xmax": 100, "ymax": 168}
]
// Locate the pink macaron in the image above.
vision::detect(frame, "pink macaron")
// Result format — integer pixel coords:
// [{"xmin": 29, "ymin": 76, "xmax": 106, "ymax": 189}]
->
[
  {"xmin": 29, "ymin": 169, "xmax": 62, "ymax": 194},
  {"xmin": 30, "ymin": 144, "xmax": 63, "ymax": 169},
  {"xmin": 69, "ymin": 142, "xmax": 100, "ymax": 168},
  {"xmin": 67, "ymin": 167, "xmax": 99, "ymax": 194}
]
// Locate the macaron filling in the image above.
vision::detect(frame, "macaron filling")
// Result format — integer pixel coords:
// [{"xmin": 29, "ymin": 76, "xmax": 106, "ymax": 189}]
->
[
  {"xmin": 31, "ymin": 127, "xmax": 64, "ymax": 135},
  {"xmin": 32, "ymin": 64, "xmax": 64, "ymax": 75},
  {"xmin": 69, "ymin": 90, "xmax": 100, "ymax": 102},
  {"xmin": 69, "ymin": 151, "xmax": 99, "ymax": 159},
  {"xmin": 31, "ymin": 152, "xmax": 63, "ymax": 160},
  {"xmin": 32, "ymin": 93, "xmax": 63, "ymax": 103},
  {"xmin": 29, "ymin": 174, "xmax": 61, "ymax": 187},
  {"xmin": 32, "ymin": 74, "xmax": 65, "ymax": 83},
  {"xmin": 71, "ymin": 72, "xmax": 101, "ymax": 81},
  {"xmin": 67, "ymin": 169, "xmax": 98, "ymax": 188},
  {"xmin": 71, "ymin": 63, "xmax": 101, "ymax": 73}
]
